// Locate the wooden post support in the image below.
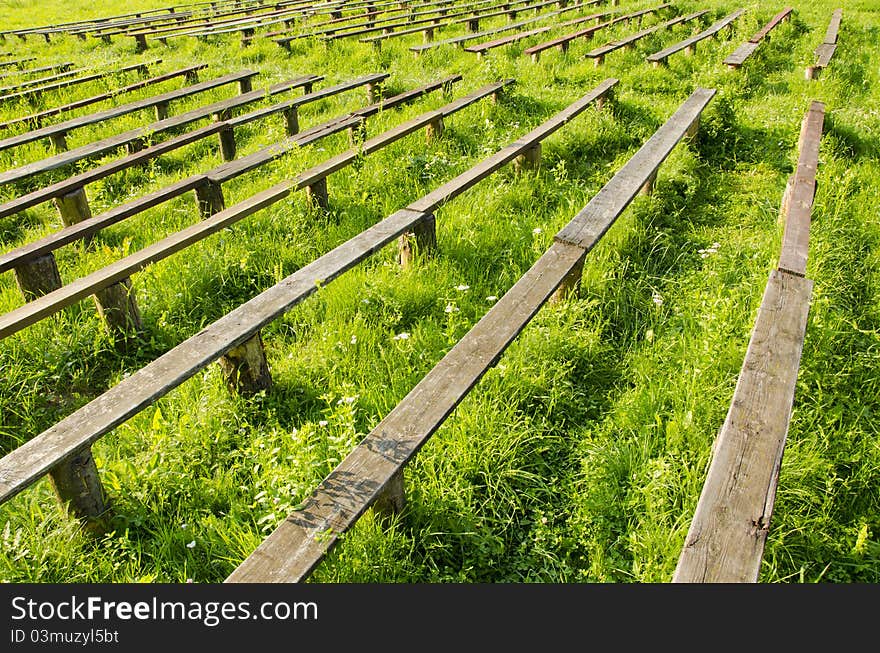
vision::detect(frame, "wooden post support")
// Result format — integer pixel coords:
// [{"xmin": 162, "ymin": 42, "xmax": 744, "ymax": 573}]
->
[
  {"xmin": 514, "ymin": 143, "xmax": 542, "ymax": 173},
  {"xmin": 306, "ymin": 177, "xmax": 329, "ymax": 211},
  {"xmin": 531, "ymin": 52, "xmax": 541, "ymax": 63},
  {"xmin": 373, "ymin": 469, "xmax": 406, "ymax": 517},
  {"xmin": 686, "ymin": 43, "xmax": 697, "ymax": 56},
  {"xmin": 348, "ymin": 118, "xmax": 367, "ymax": 146},
  {"xmin": 217, "ymin": 125, "xmax": 237, "ymax": 161},
  {"xmin": 126, "ymin": 137, "xmax": 147, "ymax": 154},
  {"xmin": 594, "ymin": 54, "xmax": 605, "ymax": 67},
  {"xmin": 48, "ymin": 446, "xmax": 111, "ymax": 534},
  {"xmin": 685, "ymin": 116, "xmax": 700, "ymax": 140},
  {"xmin": 367, "ymin": 81, "xmax": 381, "ymax": 104},
  {"xmin": 49, "ymin": 132, "xmax": 68, "ymax": 152},
  {"xmin": 184, "ymin": 68, "xmax": 200, "ymax": 84},
  {"xmin": 424, "ymin": 27, "xmax": 434, "ymax": 42},
  {"xmin": 805, "ymin": 66, "xmax": 819, "ymax": 80},
  {"xmin": 283, "ymin": 106, "xmax": 299, "ymax": 136},
  {"xmin": 397, "ymin": 213, "xmax": 436, "ymax": 267},
  {"xmin": 194, "ymin": 180, "xmax": 226, "ymax": 218},
  {"xmin": 550, "ymin": 254, "xmax": 585, "ymax": 303},
  {"xmin": 13, "ymin": 254, "xmax": 62, "ymax": 301},
  {"xmin": 640, "ymin": 169, "xmax": 658, "ymax": 196},
  {"xmin": 467, "ymin": 18, "xmax": 479, "ymax": 32},
  {"xmin": 155, "ymin": 100, "xmax": 170, "ymax": 121},
  {"xmin": 93, "ymin": 277, "xmax": 144, "ymax": 338},
  {"xmin": 596, "ymin": 88, "xmax": 612, "ymax": 111},
  {"xmin": 779, "ymin": 175, "xmax": 795, "ymax": 224},
  {"xmin": 54, "ymin": 187, "xmax": 93, "ymax": 246},
  {"xmin": 239, "ymin": 77, "xmax": 253, "ymax": 94},
  {"xmin": 653, "ymin": 59, "xmax": 667, "ymax": 69},
  {"xmin": 218, "ymin": 331, "xmax": 272, "ymax": 395},
  {"xmin": 134, "ymin": 34, "xmax": 147, "ymax": 52},
  {"xmin": 426, "ymin": 116, "xmax": 444, "ymax": 143}
]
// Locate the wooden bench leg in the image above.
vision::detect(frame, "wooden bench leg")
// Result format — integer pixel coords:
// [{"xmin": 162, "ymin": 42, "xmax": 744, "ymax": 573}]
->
[
  {"xmin": 54, "ymin": 187, "xmax": 93, "ymax": 246},
  {"xmin": 594, "ymin": 54, "xmax": 604, "ymax": 67},
  {"xmin": 374, "ymin": 469, "xmax": 406, "ymax": 517},
  {"xmin": 49, "ymin": 445, "xmax": 111, "ymax": 534},
  {"xmin": 194, "ymin": 180, "xmax": 226, "ymax": 218},
  {"xmin": 805, "ymin": 65, "xmax": 819, "ymax": 80},
  {"xmin": 423, "ymin": 27, "xmax": 434, "ymax": 43},
  {"xmin": 134, "ymin": 34, "xmax": 147, "ymax": 52},
  {"xmin": 306, "ymin": 177, "xmax": 330, "ymax": 211},
  {"xmin": 653, "ymin": 59, "xmax": 667, "ymax": 69},
  {"xmin": 239, "ymin": 77, "xmax": 253, "ymax": 94},
  {"xmin": 426, "ymin": 116, "xmax": 444, "ymax": 143},
  {"xmin": 184, "ymin": 69, "xmax": 200, "ymax": 84},
  {"xmin": 686, "ymin": 43, "xmax": 697, "ymax": 56},
  {"xmin": 218, "ymin": 331, "xmax": 272, "ymax": 395},
  {"xmin": 514, "ymin": 143, "xmax": 542, "ymax": 173},
  {"xmin": 550, "ymin": 253, "xmax": 585, "ymax": 303},
  {"xmin": 640, "ymin": 169, "xmax": 658, "ymax": 196},
  {"xmin": 94, "ymin": 277, "xmax": 144, "ymax": 339},
  {"xmin": 398, "ymin": 213, "xmax": 437, "ymax": 267},
  {"xmin": 14, "ymin": 254, "xmax": 62, "ymax": 301},
  {"xmin": 596, "ymin": 87, "xmax": 613, "ymax": 111}
]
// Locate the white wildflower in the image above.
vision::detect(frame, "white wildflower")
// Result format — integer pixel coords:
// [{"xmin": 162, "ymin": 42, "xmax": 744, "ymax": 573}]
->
[
  {"xmin": 186, "ymin": 540, "xmax": 196, "ymax": 549},
  {"xmin": 652, "ymin": 292, "xmax": 664, "ymax": 307},
  {"xmin": 455, "ymin": 284, "xmax": 470, "ymax": 291},
  {"xmin": 486, "ymin": 295, "xmax": 498, "ymax": 302},
  {"xmin": 532, "ymin": 227, "xmax": 542, "ymax": 235},
  {"xmin": 445, "ymin": 304, "xmax": 459, "ymax": 314},
  {"xmin": 318, "ymin": 420, "xmax": 328, "ymax": 427},
  {"xmin": 350, "ymin": 335, "xmax": 357, "ymax": 344},
  {"xmin": 393, "ymin": 332, "xmax": 410, "ymax": 341}
]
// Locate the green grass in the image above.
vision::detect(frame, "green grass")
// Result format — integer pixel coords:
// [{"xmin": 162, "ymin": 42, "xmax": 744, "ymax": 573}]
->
[{"xmin": 0, "ymin": 0, "xmax": 878, "ymax": 583}]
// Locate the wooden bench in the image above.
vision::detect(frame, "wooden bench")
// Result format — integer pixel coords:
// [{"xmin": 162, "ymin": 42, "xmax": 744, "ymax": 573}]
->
[
  {"xmin": 226, "ymin": 84, "xmax": 713, "ymax": 583},
  {"xmin": 673, "ymin": 101, "xmax": 824, "ymax": 583},
  {"xmin": 523, "ymin": 3, "xmax": 671, "ymax": 63},
  {"xmin": 0, "ymin": 71, "xmax": 312, "ymax": 187},
  {"xmin": 0, "ymin": 61, "xmax": 156, "ymax": 104},
  {"xmin": 0, "ymin": 57, "xmax": 37, "ymax": 69},
  {"xmin": 723, "ymin": 7, "xmax": 793, "ymax": 70},
  {"xmin": 0, "ymin": 76, "xmax": 489, "ymax": 341},
  {"xmin": 0, "ymin": 64, "xmax": 207, "ymax": 132},
  {"xmin": 0, "ymin": 67, "xmax": 247, "ymax": 154},
  {"xmin": 806, "ymin": 9, "xmax": 842, "ymax": 80},
  {"xmin": 0, "ymin": 75, "xmax": 462, "ymax": 287},
  {"xmin": 646, "ymin": 8, "xmax": 745, "ymax": 67},
  {"xmin": 463, "ymin": 3, "xmax": 612, "ymax": 57},
  {"xmin": 0, "ymin": 78, "xmax": 524, "ymax": 530},
  {"xmin": 585, "ymin": 9, "xmax": 709, "ymax": 66}
]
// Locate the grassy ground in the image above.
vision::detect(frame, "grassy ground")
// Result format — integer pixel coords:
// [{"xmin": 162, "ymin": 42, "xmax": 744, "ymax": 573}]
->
[{"xmin": 0, "ymin": 0, "xmax": 877, "ymax": 583}]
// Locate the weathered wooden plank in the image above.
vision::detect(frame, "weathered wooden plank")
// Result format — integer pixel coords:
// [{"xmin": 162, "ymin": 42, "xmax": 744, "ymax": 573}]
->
[
  {"xmin": 556, "ymin": 87, "xmax": 714, "ymax": 249},
  {"xmin": 646, "ymin": 9, "xmax": 745, "ymax": 63},
  {"xmin": 226, "ymin": 238, "xmax": 586, "ymax": 582},
  {"xmin": 224, "ymin": 72, "xmax": 386, "ymax": 128},
  {"xmin": 0, "ymin": 62, "xmax": 74, "ymax": 82},
  {"xmin": 778, "ymin": 101, "xmax": 824, "ymax": 277},
  {"xmin": 748, "ymin": 6, "xmax": 792, "ymax": 43},
  {"xmin": 0, "ymin": 74, "xmax": 314, "ymax": 186},
  {"xmin": 0, "ymin": 64, "xmax": 208, "ymax": 132},
  {"xmin": 672, "ymin": 269, "xmax": 813, "ymax": 583},
  {"xmin": 813, "ymin": 42, "xmax": 836, "ymax": 67},
  {"xmin": 0, "ymin": 177, "xmax": 206, "ymax": 274},
  {"xmin": 0, "ymin": 76, "xmax": 459, "ymax": 271},
  {"xmin": 0, "ymin": 69, "xmax": 255, "ymax": 153}
]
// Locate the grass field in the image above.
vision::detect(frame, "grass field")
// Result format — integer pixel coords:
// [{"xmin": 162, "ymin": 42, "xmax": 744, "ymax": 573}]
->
[{"xmin": 0, "ymin": 0, "xmax": 877, "ymax": 583}]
